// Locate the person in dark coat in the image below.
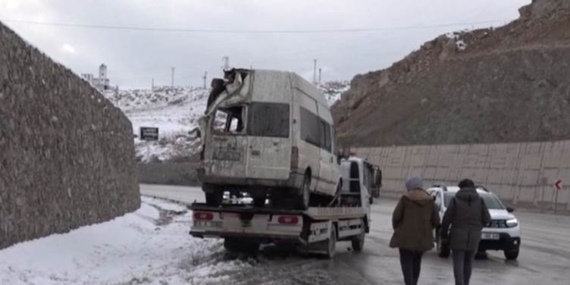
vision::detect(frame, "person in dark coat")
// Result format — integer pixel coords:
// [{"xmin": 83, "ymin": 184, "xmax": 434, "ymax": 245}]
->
[
  {"xmin": 390, "ymin": 177, "xmax": 440, "ymax": 285},
  {"xmin": 441, "ymin": 179, "xmax": 491, "ymax": 285}
]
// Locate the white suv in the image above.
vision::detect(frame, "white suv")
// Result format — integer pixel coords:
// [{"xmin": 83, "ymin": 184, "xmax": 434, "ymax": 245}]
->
[{"xmin": 427, "ymin": 185, "xmax": 521, "ymax": 260}]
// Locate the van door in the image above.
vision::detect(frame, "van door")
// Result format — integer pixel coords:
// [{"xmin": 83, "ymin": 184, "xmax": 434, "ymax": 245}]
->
[
  {"xmin": 207, "ymin": 107, "xmax": 248, "ymax": 178},
  {"xmin": 246, "ymin": 102, "xmax": 291, "ymax": 179}
]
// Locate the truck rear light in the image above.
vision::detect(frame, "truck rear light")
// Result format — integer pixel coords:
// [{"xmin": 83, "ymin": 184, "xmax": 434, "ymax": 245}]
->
[
  {"xmin": 291, "ymin": 147, "xmax": 299, "ymax": 168},
  {"xmin": 194, "ymin": 212, "xmax": 214, "ymax": 221},
  {"xmin": 278, "ymin": 216, "xmax": 299, "ymax": 225}
]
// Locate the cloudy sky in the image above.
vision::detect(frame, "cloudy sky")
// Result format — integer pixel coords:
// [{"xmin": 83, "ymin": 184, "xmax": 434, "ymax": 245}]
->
[{"xmin": 1, "ymin": 0, "xmax": 530, "ymax": 89}]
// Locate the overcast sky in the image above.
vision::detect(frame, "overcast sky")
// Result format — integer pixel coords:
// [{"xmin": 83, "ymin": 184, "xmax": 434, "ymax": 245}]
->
[{"xmin": 1, "ymin": 0, "xmax": 531, "ymax": 89}]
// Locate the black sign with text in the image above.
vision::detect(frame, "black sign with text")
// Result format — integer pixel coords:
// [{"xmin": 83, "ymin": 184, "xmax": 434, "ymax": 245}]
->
[{"xmin": 139, "ymin": 127, "xmax": 159, "ymax": 141}]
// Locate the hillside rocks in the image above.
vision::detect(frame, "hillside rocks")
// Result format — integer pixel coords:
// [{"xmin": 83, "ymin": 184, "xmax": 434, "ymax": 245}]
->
[
  {"xmin": 0, "ymin": 22, "xmax": 140, "ymax": 249},
  {"xmin": 332, "ymin": 0, "xmax": 570, "ymax": 147}
]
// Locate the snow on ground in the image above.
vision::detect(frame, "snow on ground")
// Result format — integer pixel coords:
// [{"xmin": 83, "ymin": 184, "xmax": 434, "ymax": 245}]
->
[
  {"xmin": 0, "ymin": 197, "xmax": 250, "ymax": 285},
  {"xmin": 103, "ymin": 82, "xmax": 349, "ymax": 162}
]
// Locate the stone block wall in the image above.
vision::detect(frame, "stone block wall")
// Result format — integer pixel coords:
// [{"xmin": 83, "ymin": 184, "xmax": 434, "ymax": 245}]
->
[
  {"xmin": 355, "ymin": 140, "xmax": 570, "ymax": 212},
  {"xmin": 0, "ymin": 22, "xmax": 140, "ymax": 249}
]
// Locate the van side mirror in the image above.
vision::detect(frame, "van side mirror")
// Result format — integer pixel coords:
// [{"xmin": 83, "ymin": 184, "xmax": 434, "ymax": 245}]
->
[
  {"xmin": 373, "ymin": 169, "xmax": 382, "ymax": 187},
  {"xmin": 506, "ymin": 206, "xmax": 515, "ymax": 213}
]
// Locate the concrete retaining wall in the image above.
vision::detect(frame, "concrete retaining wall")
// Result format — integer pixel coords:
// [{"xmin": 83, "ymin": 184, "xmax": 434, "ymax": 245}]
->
[
  {"xmin": 0, "ymin": 22, "xmax": 140, "ymax": 249},
  {"xmin": 355, "ymin": 140, "xmax": 570, "ymax": 212}
]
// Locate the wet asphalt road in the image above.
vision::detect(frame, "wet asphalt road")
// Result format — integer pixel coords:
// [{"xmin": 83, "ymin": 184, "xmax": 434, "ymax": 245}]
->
[{"xmin": 140, "ymin": 184, "xmax": 570, "ymax": 285}]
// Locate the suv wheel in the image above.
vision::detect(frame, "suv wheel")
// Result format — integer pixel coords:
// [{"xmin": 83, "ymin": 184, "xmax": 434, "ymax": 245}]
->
[
  {"xmin": 437, "ymin": 233, "xmax": 450, "ymax": 258},
  {"xmin": 504, "ymin": 249, "xmax": 519, "ymax": 260}
]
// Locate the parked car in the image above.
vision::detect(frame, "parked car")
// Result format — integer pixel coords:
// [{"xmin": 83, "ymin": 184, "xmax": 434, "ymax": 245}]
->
[
  {"xmin": 428, "ymin": 185, "xmax": 521, "ymax": 260},
  {"xmin": 196, "ymin": 68, "xmax": 341, "ymax": 209}
]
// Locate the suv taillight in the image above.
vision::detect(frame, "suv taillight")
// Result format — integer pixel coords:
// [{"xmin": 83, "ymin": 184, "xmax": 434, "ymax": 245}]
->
[{"xmin": 291, "ymin": 147, "xmax": 299, "ymax": 169}]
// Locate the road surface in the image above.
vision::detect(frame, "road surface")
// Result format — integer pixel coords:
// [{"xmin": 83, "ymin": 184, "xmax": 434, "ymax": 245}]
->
[{"xmin": 140, "ymin": 184, "xmax": 570, "ymax": 285}]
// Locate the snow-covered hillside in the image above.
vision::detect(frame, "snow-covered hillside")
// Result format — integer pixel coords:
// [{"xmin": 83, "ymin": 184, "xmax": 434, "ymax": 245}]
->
[
  {"xmin": 320, "ymin": 81, "xmax": 350, "ymax": 106},
  {"xmin": 104, "ymin": 87, "xmax": 208, "ymax": 162},
  {"xmin": 104, "ymin": 82, "xmax": 349, "ymax": 163}
]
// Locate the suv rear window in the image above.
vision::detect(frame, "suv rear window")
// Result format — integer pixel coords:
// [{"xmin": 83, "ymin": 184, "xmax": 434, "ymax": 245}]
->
[
  {"xmin": 247, "ymin": 102, "xmax": 290, "ymax": 138},
  {"xmin": 444, "ymin": 192, "xmax": 504, "ymax": 209}
]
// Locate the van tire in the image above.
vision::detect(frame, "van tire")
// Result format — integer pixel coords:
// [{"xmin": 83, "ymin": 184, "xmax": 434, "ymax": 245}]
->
[
  {"xmin": 253, "ymin": 197, "xmax": 265, "ymax": 207},
  {"xmin": 203, "ymin": 184, "xmax": 223, "ymax": 207},
  {"xmin": 298, "ymin": 174, "xmax": 311, "ymax": 210}
]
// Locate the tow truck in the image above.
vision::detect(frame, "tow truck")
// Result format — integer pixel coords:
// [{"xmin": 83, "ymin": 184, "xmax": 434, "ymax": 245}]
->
[{"xmin": 189, "ymin": 156, "xmax": 382, "ymax": 258}]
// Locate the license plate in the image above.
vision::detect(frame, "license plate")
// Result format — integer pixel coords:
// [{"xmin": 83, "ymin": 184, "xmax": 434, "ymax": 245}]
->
[
  {"xmin": 482, "ymin": 233, "xmax": 500, "ymax": 240},
  {"xmin": 194, "ymin": 221, "xmax": 222, "ymax": 228}
]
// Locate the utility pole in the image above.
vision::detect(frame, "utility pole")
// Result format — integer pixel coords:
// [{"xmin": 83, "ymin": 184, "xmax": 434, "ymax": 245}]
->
[
  {"xmin": 151, "ymin": 78, "xmax": 154, "ymax": 91},
  {"xmin": 318, "ymin": 68, "xmax": 322, "ymax": 85},
  {"xmin": 203, "ymin": 71, "xmax": 208, "ymax": 89},
  {"xmin": 170, "ymin": 67, "xmax": 175, "ymax": 90},
  {"xmin": 222, "ymin": 56, "xmax": 230, "ymax": 71},
  {"xmin": 313, "ymin": 59, "xmax": 317, "ymax": 85}
]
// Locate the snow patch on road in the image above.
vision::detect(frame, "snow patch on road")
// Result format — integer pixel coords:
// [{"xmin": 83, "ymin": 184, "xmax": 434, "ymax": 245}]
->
[{"xmin": 0, "ymin": 197, "xmax": 249, "ymax": 285}]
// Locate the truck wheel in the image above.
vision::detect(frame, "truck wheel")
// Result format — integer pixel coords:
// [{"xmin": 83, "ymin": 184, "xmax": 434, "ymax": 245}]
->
[
  {"xmin": 351, "ymin": 226, "xmax": 366, "ymax": 252},
  {"xmin": 504, "ymin": 249, "xmax": 519, "ymax": 260},
  {"xmin": 297, "ymin": 175, "xmax": 311, "ymax": 210},
  {"xmin": 224, "ymin": 238, "xmax": 259, "ymax": 253},
  {"xmin": 325, "ymin": 225, "xmax": 337, "ymax": 259}
]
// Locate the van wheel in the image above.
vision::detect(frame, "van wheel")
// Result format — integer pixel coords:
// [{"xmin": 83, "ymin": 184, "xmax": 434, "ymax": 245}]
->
[
  {"xmin": 203, "ymin": 184, "xmax": 223, "ymax": 206},
  {"xmin": 437, "ymin": 233, "xmax": 450, "ymax": 258},
  {"xmin": 253, "ymin": 197, "xmax": 265, "ymax": 207},
  {"xmin": 297, "ymin": 175, "xmax": 311, "ymax": 210}
]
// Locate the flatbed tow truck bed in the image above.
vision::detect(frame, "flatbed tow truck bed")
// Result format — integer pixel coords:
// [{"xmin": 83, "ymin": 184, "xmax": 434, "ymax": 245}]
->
[{"xmin": 188, "ymin": 202, "xmax": 370, "ymax": 258}]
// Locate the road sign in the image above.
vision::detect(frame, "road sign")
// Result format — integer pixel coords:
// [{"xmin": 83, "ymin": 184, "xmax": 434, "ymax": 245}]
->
[
  {"xmin": 554, "ymin": 179, "xmax": 563, "ymax": 215},
  {"xmin": 554, "ymin": 180, "xmax": 562, "ymax": 191},
  {"xmin": 140, "ymin": 127, "xmax": 159, "ymax": 141}
]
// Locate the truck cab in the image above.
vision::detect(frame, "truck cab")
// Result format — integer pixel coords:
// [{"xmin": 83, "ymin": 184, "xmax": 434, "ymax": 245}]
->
[{"xmin": 340, "ymin": 157, "xmax": 382, "ymax": 204}]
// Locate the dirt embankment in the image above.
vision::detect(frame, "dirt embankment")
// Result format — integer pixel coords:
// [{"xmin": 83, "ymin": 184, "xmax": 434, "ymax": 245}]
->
[{"xmin": 332, "ymin": 0, "xmax": 570, "ymax": 147}]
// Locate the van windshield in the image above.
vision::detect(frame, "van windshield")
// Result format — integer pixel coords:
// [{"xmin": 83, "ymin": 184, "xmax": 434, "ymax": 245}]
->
[{"xmin": 247, "ymin": 102, "xmax": 290, "ymax": 138}]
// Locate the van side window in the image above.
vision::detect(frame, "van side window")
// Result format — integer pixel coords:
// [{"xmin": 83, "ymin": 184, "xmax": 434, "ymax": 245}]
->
[
  {"xmin": 213, "ymin": 106, "xmax": 244, "ymax": 134},
  {"xmin": 300, "ymin": 107, "xmax": 320, "ymax": 147},
  {"xmin": 319, "ymin": 120, "xmax": 332, "ymax": 152},
  {"xmin": 247, "ymin": 102, "xmax": 289, "ymax": 138}
]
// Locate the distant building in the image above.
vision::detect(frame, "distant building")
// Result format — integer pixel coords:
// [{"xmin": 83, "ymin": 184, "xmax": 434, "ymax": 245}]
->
[{"xmin": 82, "ymin": 64, "xmax": 111, "ymax": 91}]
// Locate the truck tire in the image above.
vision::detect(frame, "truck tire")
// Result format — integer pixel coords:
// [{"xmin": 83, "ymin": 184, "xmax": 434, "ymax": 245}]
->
[
  {"xmin": 297, "ymin": 175, "xmax": 311, "ymax": 210},
  {"xmin": 325, "ymin": 225, "xmax": 337, "ymax": 259},
  {"xmin": 224, "ymin": 238, "xmax": 259, "ymax": 253},
  {"xmin": 351, "ymin": 225, "xmax": 366, "ymax": 252}
]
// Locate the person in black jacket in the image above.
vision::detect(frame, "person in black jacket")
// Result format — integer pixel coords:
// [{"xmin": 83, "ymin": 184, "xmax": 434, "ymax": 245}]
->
[{"xmin": 441, "ymin": 179, "xmax": 491, "ymax": 285}]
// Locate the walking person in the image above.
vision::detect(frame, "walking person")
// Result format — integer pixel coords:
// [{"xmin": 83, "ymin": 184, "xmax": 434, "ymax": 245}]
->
[
  {"xmin": 441, "ymin": 179, "xmax": 491, "ymax": 285},
  {"xmin": 390, "ymin": 177, "xmax": 440, "ymax": 285}
]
